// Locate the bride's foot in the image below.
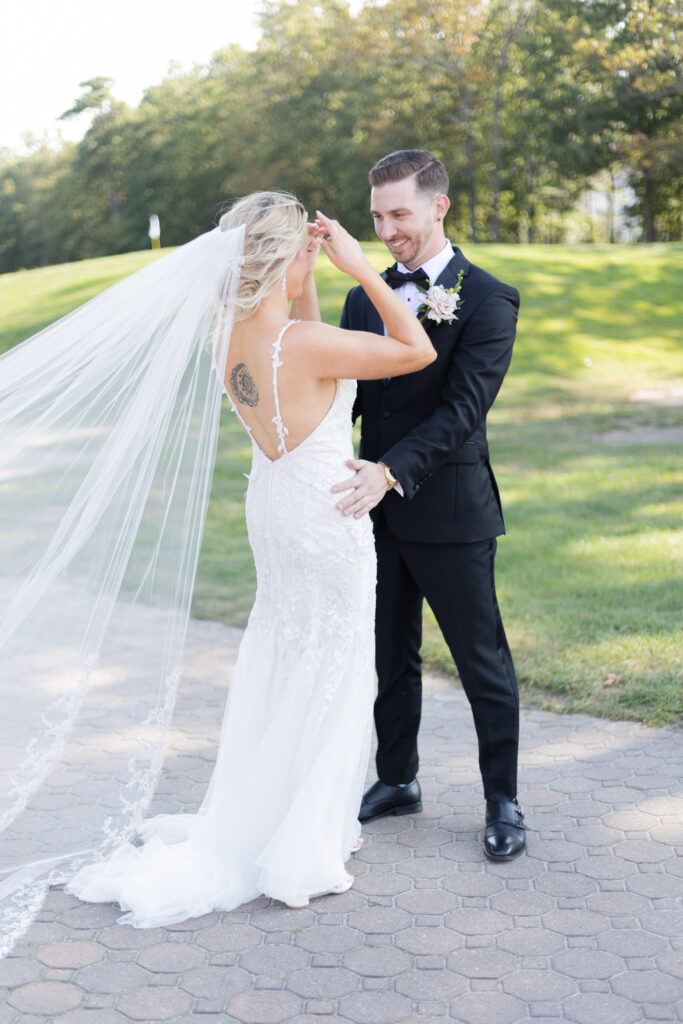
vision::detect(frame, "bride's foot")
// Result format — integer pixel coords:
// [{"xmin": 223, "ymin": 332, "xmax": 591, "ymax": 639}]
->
[
  {"xmin": 351, "ymin": 836, "xmax": 364, "ymax": 852},
  {"xmin": 331, "ymin": 873, "xmax": 354, "ymax": 894},
  {"xmin": 285, "ymin": 873, "xmax": 354, "ymax": 910}
]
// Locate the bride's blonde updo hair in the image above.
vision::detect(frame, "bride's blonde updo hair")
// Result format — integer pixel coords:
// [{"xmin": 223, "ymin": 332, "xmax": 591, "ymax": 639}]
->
[{"xmin": 220, "ymin": 191, "xmax": 307, "ymax": 322}]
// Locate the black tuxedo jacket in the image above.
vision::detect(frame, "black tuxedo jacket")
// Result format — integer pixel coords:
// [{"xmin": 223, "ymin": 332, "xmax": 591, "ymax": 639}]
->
[{"xmin": 340, "ymin": 246, "xmax": 519, "ymax": 544}]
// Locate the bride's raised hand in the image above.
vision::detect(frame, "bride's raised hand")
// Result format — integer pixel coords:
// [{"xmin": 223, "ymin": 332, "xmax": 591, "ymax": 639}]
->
[
  {"xmin": 305, "ymin": 222, "xmax": 321, "ymax": 273},
  {"xmin": 315, "ymin": 211, "xmax": 372, "ymax": 282}
]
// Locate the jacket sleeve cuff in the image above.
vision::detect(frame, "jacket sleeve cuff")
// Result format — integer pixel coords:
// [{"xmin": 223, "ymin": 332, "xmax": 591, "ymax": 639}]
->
[{"xmin": 380, "ymin": 449, "xmax": 417, "ymax": 501}]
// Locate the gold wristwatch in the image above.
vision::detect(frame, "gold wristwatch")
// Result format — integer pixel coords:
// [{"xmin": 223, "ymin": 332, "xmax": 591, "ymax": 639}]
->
[{"xmin": 379, "ymin": 462, "xmax": 398, "ymax": 490}]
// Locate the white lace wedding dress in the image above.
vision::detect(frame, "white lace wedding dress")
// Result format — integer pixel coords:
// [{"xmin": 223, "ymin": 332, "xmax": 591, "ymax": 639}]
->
[{"xmin": 67, "ymin": 321, "xmax": 376, "ymax": 923}]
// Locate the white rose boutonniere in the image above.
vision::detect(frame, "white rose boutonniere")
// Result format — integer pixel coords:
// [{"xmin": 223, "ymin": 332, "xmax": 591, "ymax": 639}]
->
[{"xmin": 416, "ymin": 269, "xmax": 465, "ymax": 325}]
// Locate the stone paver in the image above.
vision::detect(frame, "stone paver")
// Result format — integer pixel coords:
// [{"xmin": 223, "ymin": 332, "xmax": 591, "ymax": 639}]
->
[{"xmin": 2, "ymin": 618, "xmax": 682, "ymax": 1022}]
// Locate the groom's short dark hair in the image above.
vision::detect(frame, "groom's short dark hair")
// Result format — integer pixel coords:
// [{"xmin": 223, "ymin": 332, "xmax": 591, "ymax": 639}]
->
[{"xmin": 369, "ymin": 150, "xmax": 449, "ymax": 197}]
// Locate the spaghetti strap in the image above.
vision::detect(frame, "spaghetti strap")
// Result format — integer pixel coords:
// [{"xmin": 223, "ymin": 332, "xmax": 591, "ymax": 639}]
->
[{"xmin": 271, "ymin": 320, "xmax": 298, "ymax": 456}]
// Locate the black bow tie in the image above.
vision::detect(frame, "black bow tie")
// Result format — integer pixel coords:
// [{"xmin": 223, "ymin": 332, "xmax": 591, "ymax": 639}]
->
[{"xmin": 384, "ymin": 266, "xmax": 430, "ymax": 289}]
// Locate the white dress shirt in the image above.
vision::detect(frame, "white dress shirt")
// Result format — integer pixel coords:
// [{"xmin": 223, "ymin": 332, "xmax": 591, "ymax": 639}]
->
[{"xmin": 382, "ymin": 240, "xmax": 454, "ymax": 497}]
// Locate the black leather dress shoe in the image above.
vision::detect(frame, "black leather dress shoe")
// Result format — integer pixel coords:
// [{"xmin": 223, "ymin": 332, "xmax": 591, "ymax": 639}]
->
[
  {"xmin": 359, "ymin": 779, "xmax": 422, "ymax": 823},
  {"xmin": 484, "ymin": 799, "xmax": 526, "ymax": 861}
]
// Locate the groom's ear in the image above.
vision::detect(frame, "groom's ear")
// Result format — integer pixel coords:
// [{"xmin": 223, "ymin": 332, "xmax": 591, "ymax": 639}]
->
[{"xmin": 434, "ymin": 193, "xmax": 450, "ymax": 222}]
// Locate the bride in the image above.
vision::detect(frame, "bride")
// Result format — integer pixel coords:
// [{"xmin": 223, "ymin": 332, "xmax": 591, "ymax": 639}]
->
[{"xmin": 0, "ymin": 191, "xmax": 434, "ymax": 938}]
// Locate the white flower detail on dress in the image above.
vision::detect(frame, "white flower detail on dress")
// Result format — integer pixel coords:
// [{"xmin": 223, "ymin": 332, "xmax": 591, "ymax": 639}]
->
[{"xmin": 416, "ymin": 270, "xmax": 465, "ymax": 325}]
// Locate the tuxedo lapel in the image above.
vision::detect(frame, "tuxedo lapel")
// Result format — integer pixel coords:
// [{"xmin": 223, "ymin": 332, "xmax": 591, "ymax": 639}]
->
[
  {"xmin": 417, "ymin": 247, "xmax": 471, "ymax": 340},
  {"xmin": 366, "ymin": 301, "xmax": 384, "ymax": 336},
  {"xmin": 433, "ymin": 246, "xmax": 470, "ymax": 290}
]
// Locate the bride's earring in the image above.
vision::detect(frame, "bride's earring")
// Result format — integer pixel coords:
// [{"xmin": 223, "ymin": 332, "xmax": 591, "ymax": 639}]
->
[{"xmin": 281, "ymin": 272, "xmax": 287, "ymax": 296}]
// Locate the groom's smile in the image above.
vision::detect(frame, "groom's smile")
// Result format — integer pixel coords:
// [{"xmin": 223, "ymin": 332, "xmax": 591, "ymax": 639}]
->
[{"xmin": 370, "ymin": 175, "xmax": 450, "ymax": 271}]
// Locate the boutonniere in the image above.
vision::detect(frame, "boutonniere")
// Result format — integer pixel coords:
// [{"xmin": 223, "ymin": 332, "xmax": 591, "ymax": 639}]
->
[{"xmin": 415, "ymin": 270, "xmax": 465, "ymax": 325}]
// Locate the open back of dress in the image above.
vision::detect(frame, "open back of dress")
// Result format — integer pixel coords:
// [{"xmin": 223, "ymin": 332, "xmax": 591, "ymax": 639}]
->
[{"xmin": 223, "ymin": 319, "xmax": 338, "ymax": 464}]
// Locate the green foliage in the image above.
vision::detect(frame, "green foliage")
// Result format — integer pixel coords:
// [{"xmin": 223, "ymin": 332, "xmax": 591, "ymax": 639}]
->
[
  {"xmin": 60, "ymin": 77, "xmax": 117, "ymax": 119},
  {"xmin": 545, "ymin": 0, "xmax": 683, "ymax": 241},
  {"xmin": 1, "ymin": 243, "xmax": 681, "ymax": 724},
  {"xmin": 1, "ymin": 0, "xmax": 681, "ymax": 272}
]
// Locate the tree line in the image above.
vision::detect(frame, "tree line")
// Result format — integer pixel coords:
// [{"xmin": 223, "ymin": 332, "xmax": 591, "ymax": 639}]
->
[{"xmin": 0, "ymin": 0, "xmax": 680, "ymax": 273}]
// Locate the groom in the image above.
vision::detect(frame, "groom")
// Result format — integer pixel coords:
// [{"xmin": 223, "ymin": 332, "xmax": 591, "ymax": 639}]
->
[{"xmin": 334, "ymin": 149, "xmax": 525, "ymax": 861}]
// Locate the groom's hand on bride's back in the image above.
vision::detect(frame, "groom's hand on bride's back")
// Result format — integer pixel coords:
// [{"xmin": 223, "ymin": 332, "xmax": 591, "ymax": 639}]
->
[{"xmin": 332, "ymin": 459, "xmax": 390, "ymax": 519}]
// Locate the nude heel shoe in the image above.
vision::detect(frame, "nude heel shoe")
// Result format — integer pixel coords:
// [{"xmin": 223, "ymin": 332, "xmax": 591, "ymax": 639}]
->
[
  {"xmin": 330, "ymin": 873, "xmax": 354, "ymax": 894},
  {"xmin": 286, "ymin": 873, "xmax": 354, "ymax": 909}
]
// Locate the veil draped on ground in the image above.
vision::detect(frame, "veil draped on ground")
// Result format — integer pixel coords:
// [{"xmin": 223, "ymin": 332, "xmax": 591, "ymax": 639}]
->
[{"xmin": 0, "ymin": 224, "xmax": 245, "ymax": 956}]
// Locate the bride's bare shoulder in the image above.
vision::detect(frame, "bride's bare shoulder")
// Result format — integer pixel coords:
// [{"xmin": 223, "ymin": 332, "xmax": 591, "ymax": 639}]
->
[{"xmin": 286, "ymin": 319, "xmax": 347, "ymax": 349}]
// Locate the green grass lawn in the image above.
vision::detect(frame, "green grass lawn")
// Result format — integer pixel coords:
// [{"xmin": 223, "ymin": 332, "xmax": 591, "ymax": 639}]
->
[{"xmin": 1, "ymin": 243, "xmax": 681, "ymax": 725}]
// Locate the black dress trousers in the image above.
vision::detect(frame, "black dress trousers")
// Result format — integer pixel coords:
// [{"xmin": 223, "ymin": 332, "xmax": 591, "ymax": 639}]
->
[{"xmin": 373, "ymin": 512, "xmax": 519, "ymax": 801}]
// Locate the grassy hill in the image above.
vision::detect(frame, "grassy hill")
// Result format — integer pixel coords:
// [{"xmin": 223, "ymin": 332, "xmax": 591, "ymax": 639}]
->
[{"xmin": 1, "ymin": 243, "xmax": 681, "ymax": 725}]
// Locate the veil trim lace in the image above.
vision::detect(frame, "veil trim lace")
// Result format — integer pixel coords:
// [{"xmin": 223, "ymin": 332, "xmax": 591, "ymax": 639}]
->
[{"xmin": 0, "ymin": 224, "xmax": 245, "ymax": 956}]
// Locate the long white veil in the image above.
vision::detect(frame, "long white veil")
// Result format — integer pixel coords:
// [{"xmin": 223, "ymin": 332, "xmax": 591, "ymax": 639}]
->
[{"xmin": 0, "ymin": 224, "xmax": 245, "ymax": 955}]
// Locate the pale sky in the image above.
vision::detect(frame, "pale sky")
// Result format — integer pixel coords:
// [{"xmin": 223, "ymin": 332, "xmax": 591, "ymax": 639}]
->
[{"xmin": 0, "ymin": 0, "xmax": 265, "ymax": 153}]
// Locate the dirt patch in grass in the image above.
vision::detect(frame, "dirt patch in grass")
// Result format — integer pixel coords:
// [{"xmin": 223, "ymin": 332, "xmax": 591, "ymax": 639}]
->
[
  {"xmin": 599, "ymin": 424, "xmax": 683, "ymax": 445},
  {"xmin": 629, "ymin": 385, "xmax": 683, "ymax": 407},
  {"xmin": 592, "ymin": 386, "xmax": 683, "ymax": 445}
]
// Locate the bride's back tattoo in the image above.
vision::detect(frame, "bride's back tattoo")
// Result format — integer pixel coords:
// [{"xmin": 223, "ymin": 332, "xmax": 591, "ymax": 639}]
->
[{"xmin": 230, "ymin": 363, "xmax": 260, "ymax": 407}]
